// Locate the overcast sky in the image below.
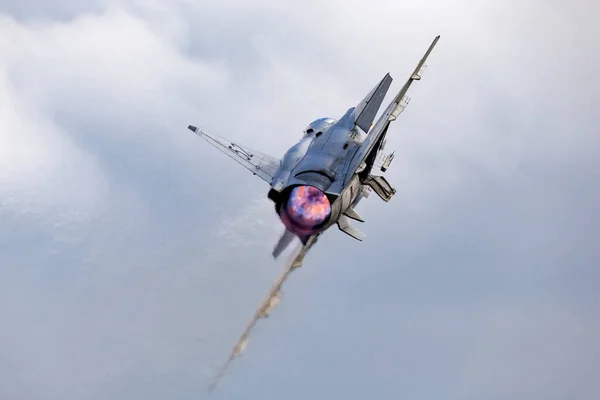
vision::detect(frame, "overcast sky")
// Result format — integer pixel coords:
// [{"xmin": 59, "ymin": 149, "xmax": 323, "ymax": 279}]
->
[{"xmin": 1, "ymin": 0, "xmax": 599, "ymax": 399}]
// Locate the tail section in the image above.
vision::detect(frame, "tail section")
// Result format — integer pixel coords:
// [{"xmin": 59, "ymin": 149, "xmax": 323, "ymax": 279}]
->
[
  {"xmin": 344, "ymin": 35, "xmax": 441, "ymax": 182},
  {"xmin": 353, "ymin": 73, "xmax": 394, "ymax": 133}
]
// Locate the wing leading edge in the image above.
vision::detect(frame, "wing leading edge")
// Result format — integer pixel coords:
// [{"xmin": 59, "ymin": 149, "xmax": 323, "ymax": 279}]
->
[{"xmin": 187, "ymin": 125, "xmax": 280, "ymax": 184}]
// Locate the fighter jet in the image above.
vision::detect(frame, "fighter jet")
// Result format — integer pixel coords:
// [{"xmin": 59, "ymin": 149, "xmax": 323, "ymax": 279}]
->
[{"xmin": 188, "ymin": 35, "xmax": 440, "ymax": 388}]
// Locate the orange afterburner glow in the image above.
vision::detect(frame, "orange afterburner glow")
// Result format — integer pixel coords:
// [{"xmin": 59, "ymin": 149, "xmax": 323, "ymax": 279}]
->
[{"xmin": 279, "ymin": 185, "xmax": 331, "ymax": 235}]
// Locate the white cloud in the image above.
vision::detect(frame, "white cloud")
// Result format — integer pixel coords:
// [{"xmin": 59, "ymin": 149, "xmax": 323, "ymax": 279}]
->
[
  {"xmin": 0, "ymin": 1, "xmax": 598, "ymax": 399},
  {"xmin": 1, "ymin": 8, "xmax": 228, "ymax": 132},
  {"xmin": 0, "ymin": 8, "xmax": 230, "ymax": 221},
  {"xmin": 0, "ymin": 65, "xmax": 107, "ymax": 222}
]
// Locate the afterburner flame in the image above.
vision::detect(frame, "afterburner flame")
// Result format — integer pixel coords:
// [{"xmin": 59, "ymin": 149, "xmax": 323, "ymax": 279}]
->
[{"xmin": 280, "ymin": 186, "xmax": 331, "ymax": 235}]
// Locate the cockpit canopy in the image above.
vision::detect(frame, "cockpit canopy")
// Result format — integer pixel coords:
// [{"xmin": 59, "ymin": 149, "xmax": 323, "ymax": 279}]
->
[{"xmin": 301, "ymin": 117, "xmax": 337, "ymax": 139}]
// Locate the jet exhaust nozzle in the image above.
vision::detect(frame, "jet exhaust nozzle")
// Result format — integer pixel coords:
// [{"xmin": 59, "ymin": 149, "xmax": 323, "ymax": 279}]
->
[{"xmin": 278, "ymin": 185, "xmax": 331, "ymax": 236}]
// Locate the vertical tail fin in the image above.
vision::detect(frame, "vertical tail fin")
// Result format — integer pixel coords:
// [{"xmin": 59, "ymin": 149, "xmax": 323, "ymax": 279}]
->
[
  {"xmin": 354, "ymin": 73, "xmax": 394, "ymax": 133},
  {"xmin": 344, "ymin": 35, "xmax": 441, "ymax": 182}
]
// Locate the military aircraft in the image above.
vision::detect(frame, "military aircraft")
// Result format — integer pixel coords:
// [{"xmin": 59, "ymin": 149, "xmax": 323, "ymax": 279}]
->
[{"xmin": 188, "ymin": 35, "xmax": 440, "ymax": 389}]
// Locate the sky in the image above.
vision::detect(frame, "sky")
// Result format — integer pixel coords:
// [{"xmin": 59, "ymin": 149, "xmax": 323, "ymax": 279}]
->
[{"xmin": 0, "ymin": 0, "xmax": 599, "ymax": 399}]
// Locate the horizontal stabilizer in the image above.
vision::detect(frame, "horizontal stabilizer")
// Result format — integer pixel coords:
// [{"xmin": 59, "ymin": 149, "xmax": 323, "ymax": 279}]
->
[
  {"xmin": 273, "ymin": 229, "xmax": 296, "ymax": 258},
  {"xmin": 337, "ymin": 215, "xmax": 365, "ymax": 241},
  {"xmin": 344, "ymin": 207, "xmax": 365, "ymax": 222}
]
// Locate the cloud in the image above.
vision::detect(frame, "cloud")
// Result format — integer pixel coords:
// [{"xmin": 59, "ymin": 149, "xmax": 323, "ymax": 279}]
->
[
  {"xmin": 0, "ymin": 58, "xmax": 107, "ymax": 223},
  {"xmin": 0, "ymin": 0, "xmax": 106, "ymax": 21},
  {"xmin": 0, "ymin": 6, "xmax": 231, "ymax": 220},
  {"xmin": 0, "ymin": 0, "xmax": 598, "ymax": 399}
]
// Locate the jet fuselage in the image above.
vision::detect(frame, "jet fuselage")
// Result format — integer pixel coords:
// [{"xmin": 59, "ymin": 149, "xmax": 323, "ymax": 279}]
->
[{"xmin": 268, "ymin": 107, "xmax": 369, "ymax": 239}]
